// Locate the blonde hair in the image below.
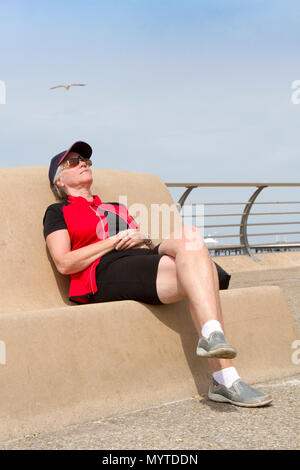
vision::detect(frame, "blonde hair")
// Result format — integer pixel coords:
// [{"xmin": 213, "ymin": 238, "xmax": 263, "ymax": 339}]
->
[
  {"xmin": 50, "ymin": 152, "xmax": 90, "ymax": 201},
  {"xmin": 51, "ymin": 165, "xmax": 68, "ymax": 201}
]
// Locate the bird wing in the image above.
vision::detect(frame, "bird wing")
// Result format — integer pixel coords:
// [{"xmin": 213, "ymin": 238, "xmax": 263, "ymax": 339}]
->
[
  {"xmin": 70, "ymin": 84, "xmax": 86, "ymax": 87},
  {"xmin": 49, "ymin": 85, "xmax": 66, "ymax": 89}
]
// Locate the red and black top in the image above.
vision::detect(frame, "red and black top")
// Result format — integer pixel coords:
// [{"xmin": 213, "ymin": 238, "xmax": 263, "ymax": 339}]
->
[{"xmin": 43, "ymin": 194, "xmax": 138, "ymax": 304}]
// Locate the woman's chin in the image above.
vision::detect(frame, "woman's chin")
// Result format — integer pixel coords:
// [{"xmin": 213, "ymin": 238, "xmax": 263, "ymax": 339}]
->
[{"xmin": 81, "ymin": 173, "xmax": 93, "ymax": 184}]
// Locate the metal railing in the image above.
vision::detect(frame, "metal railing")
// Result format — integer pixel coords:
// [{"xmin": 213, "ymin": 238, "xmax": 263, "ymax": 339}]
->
[{"xmin": 165, "ymin": 183, "xmax": 300, "ymax": 261}]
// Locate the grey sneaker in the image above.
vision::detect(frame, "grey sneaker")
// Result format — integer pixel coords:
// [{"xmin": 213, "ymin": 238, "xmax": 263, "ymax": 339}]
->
[
  {"xmin": 196, "ymin": 331, "xmax": 237, "ymax": 359},
  {"xmin": 208, "ymin": 378, "xmax": 273, "ymax": 407}
]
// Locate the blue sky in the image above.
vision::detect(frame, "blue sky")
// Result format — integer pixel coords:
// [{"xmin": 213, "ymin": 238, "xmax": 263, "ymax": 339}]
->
[{"xmin": 1, "ymin": 0, "xmax": 300, "ymax": 190}]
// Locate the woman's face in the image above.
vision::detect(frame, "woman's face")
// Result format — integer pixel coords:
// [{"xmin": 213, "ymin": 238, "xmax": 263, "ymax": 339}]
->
[{"xmin": 55, "ymin": 151, "xmax": 93, "ymax": 192}]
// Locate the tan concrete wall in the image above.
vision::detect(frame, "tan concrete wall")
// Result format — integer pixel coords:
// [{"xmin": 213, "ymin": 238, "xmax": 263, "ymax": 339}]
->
[
  {"xmin": 212, "ymin": 251, "xmax": 300, "ymax": 274},
  {"xmin": 0, "ymin": 167, "xmax": 299, "ymax": 441},
  {"xmin": 0, "ymin": 286, "xmax": 299, "ymax": 441}
]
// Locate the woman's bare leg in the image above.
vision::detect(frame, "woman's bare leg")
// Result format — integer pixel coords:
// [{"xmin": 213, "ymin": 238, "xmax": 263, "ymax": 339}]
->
[
  {"xmin": 156, "ymin": 225, "xmax": 233, "ymax": 371},
  {"xmin": 157, "ymin": 226, "xmax": 219, "ymax": 330},
  {"xmin": 155, "ymin": 230, "xmax": 273, "ymax": 406},
  {"xmin": 199, "ymin": 261, "xmax": 233, "ymax": 372}
]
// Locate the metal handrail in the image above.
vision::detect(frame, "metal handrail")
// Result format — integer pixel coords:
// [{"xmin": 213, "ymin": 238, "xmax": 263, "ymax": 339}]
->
[
  {"xmin": 165, "ymin": 182, "xmax": 300, "ymax": 261},
  {"xmin": 196, "ymin": 232, "xmax": 300, "ymax": 239},
  {"xmin": 204, "ymin": 212, "xmax": 300, "ymax": 217},
  {"xmin": 204, "ymin": 222, "xmax": 300, "ymax": 228}
]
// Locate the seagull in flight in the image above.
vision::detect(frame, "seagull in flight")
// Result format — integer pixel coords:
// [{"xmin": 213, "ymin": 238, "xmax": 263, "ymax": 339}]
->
[{"xmin": 50, "ymin": 83, "xmax": 86, "ymax": 91}]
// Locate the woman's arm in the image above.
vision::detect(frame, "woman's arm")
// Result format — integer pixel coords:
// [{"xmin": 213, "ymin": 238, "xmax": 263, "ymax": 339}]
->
[
  {"xmin": 46, "ymin": 229, "xmax": 118, "ymax": 275},
  {"xmin": 46, "ymin": 228, "xmax": 151, "ymax": 275}
]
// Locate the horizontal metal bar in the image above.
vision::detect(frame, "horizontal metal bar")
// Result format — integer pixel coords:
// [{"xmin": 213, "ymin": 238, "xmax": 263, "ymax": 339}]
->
[
  {"xmin": 185, "ymin": 201, "xmax": 300, "ymax": 206},
  {"xmin": 246, "ymin": 231, "xmax": 300, "ymax": 237},
  {"xmin": 202, "ymin": 224, "xmax": 243, "ymax": 228},
  {"xmin": 205, "ymin": 234, "xmax": 242, "ymax": 239},
  {"xmin": 248, "ymin": 211, "xmax": 300, "ymax": 215},
  {"xmin": 201, "ymin": 211, "xmax": 300, "ymax": 217},
  {"xmin": 248, "ymin": 242, "xmax": 300, "ymax": 248},
  {"xmin": 208, "ymin": 243, "xmax": 300, "ymax": 250},
  {"xmin": 184, "ymin": 213, "xmax": 244, "ymax": 217},
  {"xmin": 205, "ymin": 231, "xmax": 300, "ymax": 239},
  {"xmin": 246, "ymin": 221, "xmax": 300, "ymax": 226},
  {"xmin": 200, "ymin": 221, "xmax": 300, "ymax": 229},
  {"xmin": 207, "ymin": 245, "xmax": 246, "ymax": 249},
  {"xmin": 166, "ymin": 183, "xmax": 300, "ymax": 187}
]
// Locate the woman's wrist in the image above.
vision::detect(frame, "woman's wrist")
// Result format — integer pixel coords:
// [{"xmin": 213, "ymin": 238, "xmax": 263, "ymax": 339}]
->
[
  {"xmin": 99, "ymin": 235, "xmax": 119, "ymax": 255},
  {"xmin": 144, "ymin": 235, "xmax": 153, "ymax": 247}
]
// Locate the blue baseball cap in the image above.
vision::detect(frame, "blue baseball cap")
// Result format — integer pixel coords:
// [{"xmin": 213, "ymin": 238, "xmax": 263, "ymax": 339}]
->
[{"xmin": 49, "ymin": 141, "xmax": 92, "ymax": 186}]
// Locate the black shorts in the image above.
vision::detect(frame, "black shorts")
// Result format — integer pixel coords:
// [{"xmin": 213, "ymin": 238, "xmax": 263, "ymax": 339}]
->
[{"xmin": 91, "ymin": 244, "xmax": 165, "ymax": 305}]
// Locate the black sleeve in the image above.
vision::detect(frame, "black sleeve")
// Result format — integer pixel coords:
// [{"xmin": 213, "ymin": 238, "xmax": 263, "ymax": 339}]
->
[{"xmin": 43, "ymin": 203, "xmax": 68, "ymax": 239}]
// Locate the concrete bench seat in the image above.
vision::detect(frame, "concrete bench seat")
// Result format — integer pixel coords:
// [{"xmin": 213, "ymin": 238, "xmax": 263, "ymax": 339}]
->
[{"xmin": 0, "ymin": 167, "xmax": 299, "ymax": 441}]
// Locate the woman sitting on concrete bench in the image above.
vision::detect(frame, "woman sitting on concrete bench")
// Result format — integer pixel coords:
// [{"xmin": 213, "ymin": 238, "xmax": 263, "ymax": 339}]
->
[{"xmin": 43, "ymin": 141, "xmax": 272, "ymax": 408}]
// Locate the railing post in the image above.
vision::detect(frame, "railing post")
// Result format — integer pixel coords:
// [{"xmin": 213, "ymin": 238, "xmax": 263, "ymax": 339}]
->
[
  {"xmin": 240, "ymin": 185, "xmax": 268, "ymax": 261},
  {"xmin": 177, "ymin": 186, "xmax": 198, "ymax": 208}
]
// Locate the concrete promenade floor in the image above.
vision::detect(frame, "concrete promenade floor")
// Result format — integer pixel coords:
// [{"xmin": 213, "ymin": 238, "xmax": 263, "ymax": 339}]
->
[
  {"xmin": 1, "ymin": 259, "xmax": 300, "ymax": 450},
  {"xmin": 0, "ymin": 374, "xmax": 299, "ymax": 450}
]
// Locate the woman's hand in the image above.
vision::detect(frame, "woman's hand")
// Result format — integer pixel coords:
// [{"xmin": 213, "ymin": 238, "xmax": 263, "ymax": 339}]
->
[{"xmin": 113, "ymin": 229, "xmax": 150, "ymax": 251}]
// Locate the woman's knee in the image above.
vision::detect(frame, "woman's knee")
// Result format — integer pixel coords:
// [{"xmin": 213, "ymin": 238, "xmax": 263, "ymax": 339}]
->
[
  {"xmin": 159, "ymin": 225, "xmax": 206, "ymax": 259},
  {"xmin": 175, "ymin": 225, "xmax": 205, "ymax": 251}
]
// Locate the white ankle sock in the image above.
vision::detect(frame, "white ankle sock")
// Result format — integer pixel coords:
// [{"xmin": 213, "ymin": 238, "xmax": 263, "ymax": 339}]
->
[
  {"xmin": 201, "ymin": 320, "xmax": 223, "ymax": 339},
  {"xmin": 213, "ymin": 367, "xmax": 240, "ymax": 389}
]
